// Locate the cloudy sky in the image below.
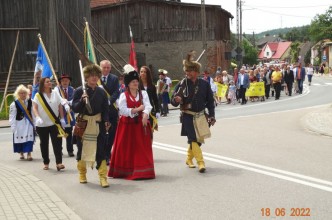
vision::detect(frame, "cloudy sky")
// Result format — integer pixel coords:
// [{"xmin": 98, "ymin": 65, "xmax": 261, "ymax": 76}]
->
[{"xmin": 181, "ymin": 0, "xmax": 331, "ymax": 34}]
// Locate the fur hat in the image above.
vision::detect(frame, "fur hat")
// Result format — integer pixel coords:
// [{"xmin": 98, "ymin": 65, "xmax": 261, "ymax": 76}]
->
[
  {"xmin": 123, "ymin": 64, "xmax": 139, "ymax": 87},
  {"xmin": 83, "ymin": 64, "xmax": 101, "ymax": 79},
  {"xmin": 183, "ymin": 51, "xmax": 201, "ymax": 73}
]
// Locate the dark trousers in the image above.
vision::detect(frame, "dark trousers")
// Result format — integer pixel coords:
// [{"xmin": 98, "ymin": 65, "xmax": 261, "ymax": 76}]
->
[
  {"xmin": 36, "ymin": 125, "xmax": 62, "ymax": 165},
  {"xmin": 61, "ymin": 127, "xmax": 73, "ymax": 153},
  {"xmin": 274, "ymin": 82, "xmax": 281, "ymax": 99},
  {"xmin": 239, "ymin": 86, "xmax": 247, "ymax": 104},
  {"xmin": 286, "ymin": 82, "xmax": 293, "ymax": 96},
  {"xmin": 297, "ymin": 79, "xmax": 303, "ymax": 94},
  {"xmin": 105, "ymin": 117, "xmax": 117, "ymax": 160},
  {"xmin": 265, "ymin": 84, "xmax": 271, "ymax": 98}
]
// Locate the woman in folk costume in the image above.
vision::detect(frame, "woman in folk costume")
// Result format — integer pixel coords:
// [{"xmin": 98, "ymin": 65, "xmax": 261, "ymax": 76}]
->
[
  {"xmin": 72, "ymin": 64, "xmax": 110, "ymax": 188},
  {"xmin": 9, "ymin": 84, "xmax": 35, "ymax": 161},
  {"xmin": 32, "ymin": 77, "xmax": 68, "ymax": 171},
  {"xmin": 108, "ymin": 64, "xmax": 155, "ymax": 180},
  {"xmin": 171, "ymin": 51, "xmax": 216, "ymax": 173},
  {"xmin": 139, "ymin": 66, "xmax": 160, "ymax": 137}
]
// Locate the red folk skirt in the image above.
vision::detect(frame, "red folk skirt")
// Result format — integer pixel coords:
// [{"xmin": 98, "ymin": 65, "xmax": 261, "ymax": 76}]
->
[{"xmin": 108, "ymin": 115, "xmax": 155, "ymax": 180}]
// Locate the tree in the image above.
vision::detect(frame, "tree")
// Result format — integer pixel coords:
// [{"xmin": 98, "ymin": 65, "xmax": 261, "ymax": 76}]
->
[
  {"xmin": 309, "ymin": 6, "xmax": 332, "ymax": 42},
  {"xmin": 290, "ymin": 41, "xmax": 301, "ymax": 63},
  {"xmin": 242, "ymin": 40, "xmax": 258, "ymax": 65}
]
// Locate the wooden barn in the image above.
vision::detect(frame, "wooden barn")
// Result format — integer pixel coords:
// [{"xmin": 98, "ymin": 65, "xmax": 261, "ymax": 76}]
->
[
  {"xmin": 91, "ymin": 0, "xmax": 233, "ymax": 79},
  {"xmin": 0, "ymin": 0, "xmax": 91, "ymax": 92}
]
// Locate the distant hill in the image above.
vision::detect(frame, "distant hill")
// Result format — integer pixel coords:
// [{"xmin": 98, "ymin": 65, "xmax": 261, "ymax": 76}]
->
[{"xmin": 255, "ymin": 25, "xmax": 310, "ymax": 40}]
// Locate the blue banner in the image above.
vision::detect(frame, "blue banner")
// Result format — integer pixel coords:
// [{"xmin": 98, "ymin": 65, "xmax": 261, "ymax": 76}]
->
[{"xmin": 35, "ymin": 43, "xmax": 52, "ymax": 78}]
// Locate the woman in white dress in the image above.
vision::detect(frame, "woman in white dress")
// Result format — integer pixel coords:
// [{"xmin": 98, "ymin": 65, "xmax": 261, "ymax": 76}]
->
[{"xmin": 9, "ymin": 84, "xmax": 35, "ymax": 160}]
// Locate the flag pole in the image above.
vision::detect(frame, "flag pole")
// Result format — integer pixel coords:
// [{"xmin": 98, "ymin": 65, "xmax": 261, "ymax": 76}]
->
[
  {"xmin": 37, "ymin": 33, "xmax": 72, "ymax": 121},
  {"xmin": 0, "ymin": 30, "xmax": 20, "ymax": 112}
]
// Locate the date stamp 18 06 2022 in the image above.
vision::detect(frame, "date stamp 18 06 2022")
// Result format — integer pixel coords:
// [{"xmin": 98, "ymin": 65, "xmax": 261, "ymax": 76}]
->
[{"xmin": 261, "ymin": 208, "xmax": 311, "ymax": 217}]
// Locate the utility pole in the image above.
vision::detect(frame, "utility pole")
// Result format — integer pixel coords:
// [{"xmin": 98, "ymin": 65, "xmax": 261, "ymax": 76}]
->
[
  {"xmin": 201, "ymin": 0, "xmax": 207, "ymax": 50},
  {"xmin": 236, "ymin": 0, "xmax": 243, "ymax": 67}
]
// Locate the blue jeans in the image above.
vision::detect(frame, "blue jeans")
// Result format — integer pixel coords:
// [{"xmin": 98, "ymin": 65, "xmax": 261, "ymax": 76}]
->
[{"xmin": 297, "ymin": 79, "xmax": 303, "ymax": 94}]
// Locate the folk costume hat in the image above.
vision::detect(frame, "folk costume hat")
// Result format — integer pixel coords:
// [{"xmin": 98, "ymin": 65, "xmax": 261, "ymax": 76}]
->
[
  {"xmin": 158, "ymin": 69, "xmax": 168, "ymax": 75},
  {"xmin": 183, "ymin": 51, "xmax": 201, "ymax": 73},
  {"xmin": 59, "ymin": 74, "xmax": 72, "ymax": 81},
  {"xmin": 83, "ymin": 64, "xmax": 102, "ymax": 79},
  {"xmin": 123, "ymin": 64, "xmax": 139, "ymax": 87}
]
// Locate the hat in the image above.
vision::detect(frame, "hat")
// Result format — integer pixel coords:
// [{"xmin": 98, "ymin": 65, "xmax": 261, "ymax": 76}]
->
[
  {"xmin": 59, "ymin": 74, "xmax": 72, "ymax": 81},
  {"xmin": 123, "ymin": 64, "xmax": 139, "ymax": 87},
  {"xmin": 183, "ymin": 51, "xmax": 201, "ymax": 72},
  {"xmin": 83, "ymin": 64, "xmax": 102, "ymax": 79}
]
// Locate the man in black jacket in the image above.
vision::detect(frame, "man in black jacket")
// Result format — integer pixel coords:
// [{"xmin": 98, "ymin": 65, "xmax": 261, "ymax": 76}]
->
[
  {"xmin": 100, "ymin": 60, "xmax": 119, "ymax": 163},
  {"xmin": 284, "ymin": 65, "xmax": 294, "ymax": 96}
]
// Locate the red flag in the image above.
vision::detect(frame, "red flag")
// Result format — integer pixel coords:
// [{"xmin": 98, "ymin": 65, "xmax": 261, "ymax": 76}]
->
[{"xmin": 129, "ymin": 26, "xmax": 138, "ymax": 71}]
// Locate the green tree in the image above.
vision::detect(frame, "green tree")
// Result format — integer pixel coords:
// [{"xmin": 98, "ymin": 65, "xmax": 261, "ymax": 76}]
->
[
  {"xmin": 309, "ymin": 6, "xmax": 332, "ymax": 42},
  {"xmin": 242, "ymin": 40, "xmax": 258, "ymax": 65},
  {"xmin": 290, "ymin": 41, "xmax": 301, "ymax": 63}
]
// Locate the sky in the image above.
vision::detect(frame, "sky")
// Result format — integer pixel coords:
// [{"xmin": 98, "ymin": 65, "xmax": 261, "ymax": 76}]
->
[{"xmin": 181, "ymin": 0, "xmax": 331, "ymax": 34}]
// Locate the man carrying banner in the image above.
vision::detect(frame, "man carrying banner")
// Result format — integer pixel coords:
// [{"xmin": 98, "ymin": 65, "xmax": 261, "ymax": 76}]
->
[
  {"xmin": 72, "ymin": 64, "xmax": 110, "ymax": 188},
  {"xmin": 171, "ymin": 51, "xmax": 215, "ymax": 173},
  {"xmin": 99, "ymin": 60, "xmax": 119, "ymax": 163}
]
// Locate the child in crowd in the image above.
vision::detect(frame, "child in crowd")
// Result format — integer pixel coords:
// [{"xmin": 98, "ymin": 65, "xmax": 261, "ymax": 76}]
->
[{"xmin": 228, "ymin": 80, "xmax": 237, "ymax": 105}]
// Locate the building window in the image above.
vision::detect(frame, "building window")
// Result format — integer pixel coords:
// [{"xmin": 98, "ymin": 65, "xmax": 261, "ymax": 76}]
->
[{"xmin": 266, "ymin": 52, "xmax": 269, "ymax": 56}]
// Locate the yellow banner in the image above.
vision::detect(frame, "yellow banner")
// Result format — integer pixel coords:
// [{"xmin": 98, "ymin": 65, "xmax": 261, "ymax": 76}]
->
[
  {"xmin": 214, "ymin": 82, "xmax": 228, "ymax": 98},
  {"xmin": 245, "ymin": 82, "xmax": 265, "ymax": 97}
]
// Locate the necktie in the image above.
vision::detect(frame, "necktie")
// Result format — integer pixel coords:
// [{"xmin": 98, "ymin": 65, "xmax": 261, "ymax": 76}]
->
[
  {"xmin": 103, "ymin": 76, "xmax": 106, "ymax": 83},
  {"xmin": 64, "ymin": 88, "xmax": 68, "ymax": 99}
]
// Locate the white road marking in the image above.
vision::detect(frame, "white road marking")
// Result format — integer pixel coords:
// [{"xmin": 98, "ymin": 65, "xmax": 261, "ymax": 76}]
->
[
  {"xmin": 0, "ymin": 132, "xmax": 12, "ymax": 136},
  {"xmin": 153, "ymin": 142, "xmax": 332, "ymax": 192}
]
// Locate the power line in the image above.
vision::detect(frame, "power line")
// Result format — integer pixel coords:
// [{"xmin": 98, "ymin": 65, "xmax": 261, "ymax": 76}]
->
[
  {"xmin": 245, "ymin": 4, "xmax": 330, "ymax": 9},
  {"xmin": 243, "ymin": 7, "xmax": 313, "ymax": 18}
]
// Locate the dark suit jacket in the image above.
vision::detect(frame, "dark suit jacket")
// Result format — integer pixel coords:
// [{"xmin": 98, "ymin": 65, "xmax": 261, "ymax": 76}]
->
[
  {"xmin": 140, "ymin": 84, "xmax": 160, "ymax": 114},
  {"xmin": 102, "ymin": 73, "xmax": 119, "ymax": 119},
  {"xmin": 284, "ymin": 70, "xmax": 294, "ymax": 84}
]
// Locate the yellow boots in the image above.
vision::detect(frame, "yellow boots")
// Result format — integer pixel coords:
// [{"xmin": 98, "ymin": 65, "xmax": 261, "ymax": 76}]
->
[
  {"xmin": 191, "ymin": 142, "xmax": 206, "ymax": 173},
  {"xmin": 186, "ymin": 146, "xmax": 196, "ymax": 168},
  {"xmin": 98, "ymin": 160, "xmax": 109, "ymax": 188},
  {"xmin": 77, "ymin": 160, "xmax": 87, "ymax": 183}
]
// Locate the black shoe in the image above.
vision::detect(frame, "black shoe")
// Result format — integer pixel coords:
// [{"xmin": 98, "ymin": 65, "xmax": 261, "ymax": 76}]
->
[{"xmin": 68, "ymin": 152, "xmax": 75, "ymax": 157}]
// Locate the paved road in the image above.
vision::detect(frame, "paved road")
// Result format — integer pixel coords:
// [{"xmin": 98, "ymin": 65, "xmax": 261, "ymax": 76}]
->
[{"xmin": 0, "ymin": 75, "xmax": 331, "ymax": 220}]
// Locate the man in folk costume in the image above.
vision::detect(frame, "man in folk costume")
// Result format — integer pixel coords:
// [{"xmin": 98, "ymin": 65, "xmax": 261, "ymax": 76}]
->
[
  {"xmin": 72, "ymin": 64, "xmax": 110, "ymax": 188},
  {"xmin": 99, "ymin": 60, "xmax": 119, "ymax": 163},
  {"xmin": 171, "ymin": 51, "xmax": 216, "ymax": 173},
  {"xmin": 55, "ymin": 74, "xmax": 75, "ymax": 157}
]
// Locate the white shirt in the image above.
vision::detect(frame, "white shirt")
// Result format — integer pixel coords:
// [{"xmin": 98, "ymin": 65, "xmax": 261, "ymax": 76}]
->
[
  {"xmin": 306, "ymin": 67, "xmax": 314, "ymax": 75},
  {"xmin": 118, "ymin": 90, "xmax": 152, "ymax": 118},
  {"xmin": 32, "ymin": 90, "xmax": 62, "ymax": 127},
  {"xmin": 165, "ymin": 76, "xmax": 172, "ymax": 92},
  {"xmin": 239, "ymin": 74, "xmax": 244, "ymax": 85}
]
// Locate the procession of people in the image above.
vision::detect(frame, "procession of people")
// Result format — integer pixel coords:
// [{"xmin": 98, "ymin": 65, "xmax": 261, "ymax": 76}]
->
[{"xmin": 8, "ymin": 50, "xmax": 217, "ymax": 188}]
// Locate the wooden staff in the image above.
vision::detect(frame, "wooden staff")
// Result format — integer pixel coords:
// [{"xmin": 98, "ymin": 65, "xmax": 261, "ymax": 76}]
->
[
  {"xmin": 0, "ymin": 30, "xmax": 20, "ymax": 112},
  {"xmin": 37, "ymin": 33, "xmax": 73, "ymax": 122}
]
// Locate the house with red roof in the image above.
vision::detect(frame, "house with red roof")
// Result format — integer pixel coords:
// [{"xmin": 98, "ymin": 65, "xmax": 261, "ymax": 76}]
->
[{"xmin": 258, "ymin": 41, "xmax": 292, "ymax": 63}]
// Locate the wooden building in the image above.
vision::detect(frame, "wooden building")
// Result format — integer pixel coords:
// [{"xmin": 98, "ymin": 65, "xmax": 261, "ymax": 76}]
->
[
  {"xmin": 0, "ymin": 0, "xmax": 90, "ymax": 91},
  {"xmin": 91, "ymin": 0, "xmax": 233, "ymax": 79}
]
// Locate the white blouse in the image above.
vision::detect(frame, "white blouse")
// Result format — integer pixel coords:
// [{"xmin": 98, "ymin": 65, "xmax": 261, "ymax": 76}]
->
[
  {"xmin": 32, "ymin": 90, "xmax": 62, "ymax": 127},
  {"xmin": 118, "ymin": 90, "xmax": 152, "ymax": 118}
]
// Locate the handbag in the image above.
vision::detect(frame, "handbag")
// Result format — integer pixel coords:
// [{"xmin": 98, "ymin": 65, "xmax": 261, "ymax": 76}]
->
[{"xmin": 73, "ymin": 114, "xmax": 87, "ymax": 138}]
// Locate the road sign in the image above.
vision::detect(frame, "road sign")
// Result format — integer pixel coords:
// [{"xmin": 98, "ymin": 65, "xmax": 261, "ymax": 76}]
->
[{"xmin": 235, "ymin": 47, "xmax": 242, "ymax": 54}]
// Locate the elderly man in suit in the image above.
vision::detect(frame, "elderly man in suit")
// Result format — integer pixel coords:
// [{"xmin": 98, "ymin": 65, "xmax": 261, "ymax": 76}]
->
[
  {"xmin": 237, "ymin": 68, "xmax": 250, "ymax": 105},
  {"xmin": 293, "ymin": 62, "xmax": 306, "ymax": 94},
  {"xmin": 100, "ymin": 60, "xmax": 120, "ymax": 163}
]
